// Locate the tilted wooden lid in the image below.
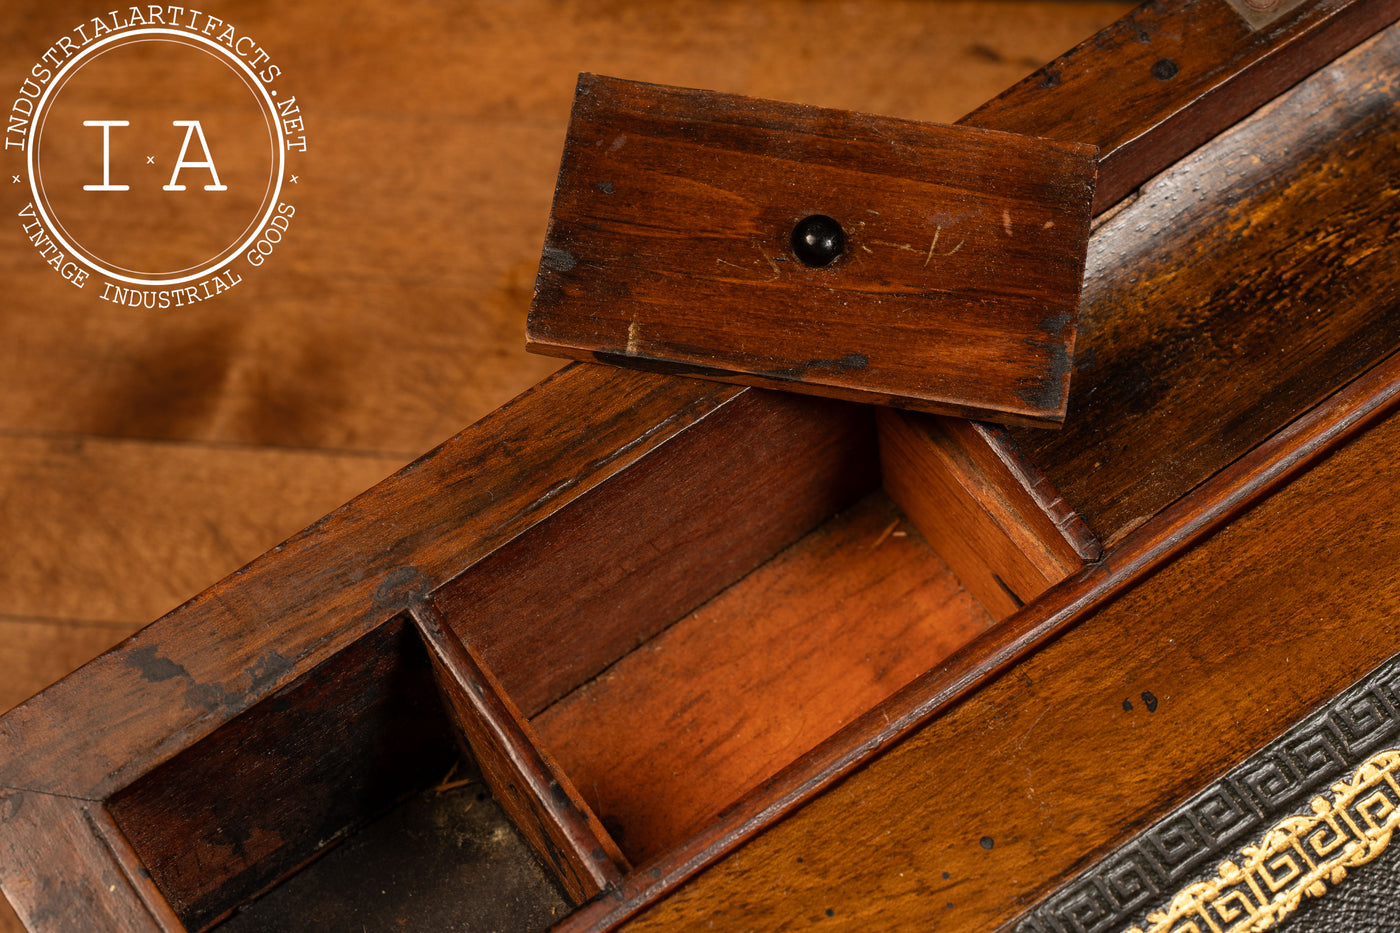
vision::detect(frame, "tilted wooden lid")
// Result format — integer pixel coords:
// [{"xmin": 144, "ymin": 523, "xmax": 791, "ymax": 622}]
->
[{"xmin": 527, "ymin": 74, "xmax": 1096, "ymax": 428}]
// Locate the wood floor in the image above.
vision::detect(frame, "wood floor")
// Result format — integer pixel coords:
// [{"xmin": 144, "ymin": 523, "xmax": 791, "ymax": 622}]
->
[{"xmin": 0, "ymin": 2, "xmax": 1130, "ymax": 929}]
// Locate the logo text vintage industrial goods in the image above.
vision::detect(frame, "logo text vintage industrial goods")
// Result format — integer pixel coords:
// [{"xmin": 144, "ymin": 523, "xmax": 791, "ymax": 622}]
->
[{"xmin": 7, "ymin": 7, "xmax": 306, "ymax": 306}]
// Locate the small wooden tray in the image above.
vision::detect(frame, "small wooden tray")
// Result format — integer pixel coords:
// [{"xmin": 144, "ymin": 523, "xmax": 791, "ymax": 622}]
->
[{"xmin": 526, "ymin": 74, "xmax": 1097, "ymax": 427}]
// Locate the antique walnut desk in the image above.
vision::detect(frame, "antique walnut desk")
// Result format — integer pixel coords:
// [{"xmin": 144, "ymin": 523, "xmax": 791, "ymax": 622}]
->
[{"xmin": 5, "ymin": 1, "xmax": 1400, "ymax": 930}]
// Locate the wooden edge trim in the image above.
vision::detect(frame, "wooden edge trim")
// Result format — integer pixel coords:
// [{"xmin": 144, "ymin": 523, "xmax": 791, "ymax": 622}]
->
[
  {"xmin": 963, "ymin": 0, "xmax": 1400, "ymax": 214},
  {"xmin": 877, "ymin": 410, "xmax": 1082, "ymax": 620},
  {"xmin": 970, "ymin": 421, "xmax": 1100, "ymax": 563},
  {"xmin": 0, "ymin": 789, "xmax": 179, "ymax": 933},
  {"xmin": 410, "ymin": 602, "xmax": 628, "ymax": 904},
  {"xmin": 923, "ymin": 1, "xmax": 1400, "ymax": 594},
  {"xmin": 544, "ymin": 352, "xmax": 1072, "ymax": 429},
  {"xmin": 0, "ymin": 364, "xmax": 741, "ymax": 800},
  {"xmin": 555, "ymin": 349, "xmax": 1400, "ymax": 931},
  {"xmin": 82, "ymin": 806, "xmax": 186, "ymax": 933},
  {"xmin": 1004, "ymin": 666, "xmax": 1400, "ymax": 933},
  {"xmin": 1094, "ymin": 0, "xmax": 1400, "ymax": 213}
]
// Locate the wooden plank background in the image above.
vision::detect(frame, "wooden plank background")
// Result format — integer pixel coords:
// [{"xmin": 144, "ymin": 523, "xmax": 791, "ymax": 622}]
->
[{"xmin": 0, "ymin": 2, "xmax": 1130, "ymax": 928}]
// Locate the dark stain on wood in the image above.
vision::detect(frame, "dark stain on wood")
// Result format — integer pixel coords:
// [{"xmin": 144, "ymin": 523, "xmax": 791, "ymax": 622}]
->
[
  {"xmin": 1008, "ymin": 24, "xmax": 1400, "ymax": 544},
  {"xmin": 212, "ymin": 762, "xmax": 570, "ymax": 933},
  {"xmin": 126, "ymin": 646, "xmax": 189, "ymax": 684},
  {"xmin": 107, "ymin": 617, "xmax": 464, "ymax": 932},
  {"xmin": 527, "ymin": 74, "xmax": 1096, "ymax": 426},
  {"xmin": 372, "ymin": 565, "xmax": 432, "ymax": 610},
  {"xmin": 125, "ymin": 645, "xmax": 239, "ymax": 712},
  {"xmin": 245, "ymin": 651, "xmax": 293, "ymax": 694}
]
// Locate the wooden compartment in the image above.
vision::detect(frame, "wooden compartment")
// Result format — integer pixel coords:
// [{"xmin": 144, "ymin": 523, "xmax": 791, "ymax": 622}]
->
[
  {"xmin": 428, "ymin": 387, "xmax": 1000, "ymax": 870},
  {"xmin": 104, "ymin": 617, "xmax": 574, "ymax": 932},
  {"xmin": 449, "ymin": 489, "xmax": 992, "ymax": 867},
  {"xmin": 89, "ymin": 387, "xmax": 1005, "ymax": 930}
]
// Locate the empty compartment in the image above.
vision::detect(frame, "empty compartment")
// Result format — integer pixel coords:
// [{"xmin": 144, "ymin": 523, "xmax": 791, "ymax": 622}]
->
[
  {"xmin": 531, "ymin": 490, "xmax": 991, "ymax": 864},
  {"xmin": 105, "ymin": 617, "xmax": 571, "ymax": 932},
  {"xmin": 431, "ymin": 386, "xmax": 1005, "ymax": 868},
  {"xmin": 211, "ymin": 759, "xmax": 569, "ymax": 933},
  {"xmin": 101, "ymin": 364, "xmax": 1093, "ymax": 926}
]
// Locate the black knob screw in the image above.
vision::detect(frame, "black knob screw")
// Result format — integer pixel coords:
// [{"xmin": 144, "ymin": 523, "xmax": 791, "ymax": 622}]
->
[{"xmin": 791, "ymin": 214, "xmax": 845, "ymax": 268}]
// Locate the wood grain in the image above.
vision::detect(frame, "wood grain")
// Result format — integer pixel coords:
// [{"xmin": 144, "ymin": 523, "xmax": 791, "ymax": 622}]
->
[
  {"xmin": 433, "ymin": 389, "xmax": 877, "ymax": 719},
  {"xmin": 872, "ymin": 0, "xmax": 1400, "ymax": 575},
  {"xmin": 0, "ymin": 0, "xmax": 1131, "ymax": 453},
  {"xmin": 967, "ymin": 0, "xmax": 1400, "ymax": 213},
  {"xmin": 528, "ymin": 75, "xmax": 1095, "ymax": 425},
  {"xmin": 0, "ymin": 618, "xmax": 139, "ymax": 715},
  {"xmin": 1008, "ymin": 23, "xmax": 1400, "ymax": 544},
  {"xmin": 869, "ymin": 0, "xmax": 1400, "ymax": 601},
  {"xmin": 532, "ymin": 492, "xmax": 993, "ymax": 866},
  {"xmin": 0, "ymin": 364, "xmax": 738, "ymax": 800},
  {"xmin": 559, "ymin": 13, "xmax": 1400, "ymax": 909},
  {"xmin": 878, "ymin": 410, "xmax": 1089, "ymax": 620},
  {"xmin": 0, "ymin": 364, "xmax": 746, "ymax": 928},
  {"xmin": 0, "ymin": 0, "xmax": 1133, "ymax": 773},
  {"xmin": 0, "ymin": 434, "xmax": 402, "ymax": 630},
  {"xmin": 612, "ymin": 346, "xmax": 1400, "ymax": 933},
  {"xmin": 105, "ymin": 616, "xmax": 461, "ymax": 932},
  {"xmin": 413, "ymin": 604, "xmax": 627, "ymax": 904},
  {"xmin": 0, "ymin": 792, "xmax": 178, "ymax": 933},
  {"xmin": 0, "ymin": 4, "xmax": 1137, "ymax": 931}
]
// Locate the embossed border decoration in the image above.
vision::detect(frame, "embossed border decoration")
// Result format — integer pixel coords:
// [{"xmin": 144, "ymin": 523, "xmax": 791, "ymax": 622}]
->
[
  {"xmin": 1126, "ymin": 750, "xmax": 1400, "ymax": 932},
  {"xmin": 1013, "ymin": 653, "xmax": 1400, "ymax": 933}
]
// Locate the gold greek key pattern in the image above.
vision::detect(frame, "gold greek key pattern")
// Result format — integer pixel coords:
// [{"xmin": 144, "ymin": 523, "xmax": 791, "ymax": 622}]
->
[{"xmin": 1126, "ymin": 749, "xmax": 1400, "ymax": 933}]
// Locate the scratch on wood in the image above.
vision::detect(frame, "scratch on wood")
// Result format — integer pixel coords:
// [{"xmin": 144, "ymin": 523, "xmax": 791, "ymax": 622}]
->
[
  {"xmin": 870, "ymin": 239, "xmax": 916, "ymax": 253},
  {"xmin": 869, "ymin": 518, "xmax": 900, "ymax": 550},
  {"xmin": 924, "ymin": 226, "xmax": 942, "ymax": 269},
  {"xmin": 759, "ymin": 249, "xmax": 782, "ymax": 281},
  {"xmin": 626, "ymin": 320, "xmax": 640, "ymax": 355},
  {"xmin": 1003, "ymin": 210, "xmax": 1013, "ymax": 236}
]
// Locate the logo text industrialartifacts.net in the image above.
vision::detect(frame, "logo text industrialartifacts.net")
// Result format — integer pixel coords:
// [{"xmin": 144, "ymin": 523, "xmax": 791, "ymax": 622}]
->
[{"xmin": 7, "ymin": 7, "xmax": 306, "ymax": 306}]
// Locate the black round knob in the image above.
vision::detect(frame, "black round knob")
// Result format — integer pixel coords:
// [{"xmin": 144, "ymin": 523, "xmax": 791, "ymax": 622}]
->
[{"xmin": 791, "ymin": 215, "xmax": 845, "ymax": 268}]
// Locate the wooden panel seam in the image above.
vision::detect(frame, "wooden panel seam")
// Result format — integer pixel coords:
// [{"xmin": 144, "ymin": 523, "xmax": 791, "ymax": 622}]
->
[
  {"xmin": 878, "ymin": 410, "xmax": 1081, "ymax": 620},
  {"xmin": 0, "ymin": 790, "xmax": 168, "ymax": 933},
  {"xmin": 82, "ymin": 806, "xmax": 185, "ymax": 933}
]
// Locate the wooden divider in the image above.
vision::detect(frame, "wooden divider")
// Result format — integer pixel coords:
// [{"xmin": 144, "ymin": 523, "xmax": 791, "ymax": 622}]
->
[{"xmin": 412, "ymin": 602, "xmax": 628, "ymax": 904}]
